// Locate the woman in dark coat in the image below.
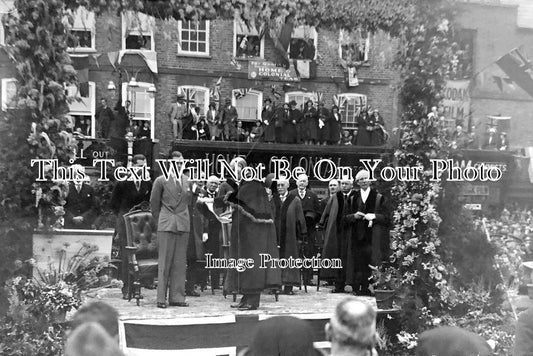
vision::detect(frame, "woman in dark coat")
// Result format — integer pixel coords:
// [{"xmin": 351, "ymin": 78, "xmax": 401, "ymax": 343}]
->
[
  {"xmin": 329, "ymin": 105, "xmax": 342, "ymax": 145},
  {"xmin": 281, "ymin": 103, "xmax": 297, "ymax": 144},
  {"xmin": 302, "ymin": 100, "xmax": 319, "ymax": 144},
  {"xmin": 262, "ymin": 98, "xmax": 276, "ymax": 143},
  {"xmin": 354, "ymin": 110, "xmax": 372, "ymax": 146}
]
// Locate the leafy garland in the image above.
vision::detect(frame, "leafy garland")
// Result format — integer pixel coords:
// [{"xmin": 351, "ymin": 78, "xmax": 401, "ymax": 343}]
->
[{"xmin": 0, "ymin": 0, "xmax": 503, "ymax": 351}]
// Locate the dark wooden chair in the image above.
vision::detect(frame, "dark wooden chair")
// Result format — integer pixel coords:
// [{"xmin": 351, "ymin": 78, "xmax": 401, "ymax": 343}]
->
[{"xmin": 123, "ymin": 202, "xmax": 158, "ymax": 306}]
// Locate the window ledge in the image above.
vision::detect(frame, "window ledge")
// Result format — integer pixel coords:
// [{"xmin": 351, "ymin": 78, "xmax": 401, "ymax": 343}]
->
[
  {"xmin": 177, "ymin": 53, "xmax": 212, "ymax": 59},
  {"xmin": 121, "ymin": 49, "xmax": 156, "ymax": 54},
  {"xmin": 68, "ymin": 49, "xmax": 97, "ymax": 54},
  {"xmin": 235, "ymin": 57, "xmax": 264, "ymax": 61}
]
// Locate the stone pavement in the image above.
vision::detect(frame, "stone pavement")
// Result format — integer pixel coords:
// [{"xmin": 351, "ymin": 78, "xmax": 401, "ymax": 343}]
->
[{"xmin": 84, "ymin": 285, "xmax": 376, "ymax": 321}]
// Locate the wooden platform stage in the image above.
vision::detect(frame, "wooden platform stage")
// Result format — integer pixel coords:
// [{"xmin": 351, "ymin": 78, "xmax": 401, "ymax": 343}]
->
[{"xmin": 87, "ymin": 286, "xmax": 397, "ymax": 356}]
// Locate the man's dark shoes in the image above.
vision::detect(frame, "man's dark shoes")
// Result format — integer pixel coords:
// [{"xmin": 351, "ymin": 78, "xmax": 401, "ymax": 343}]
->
[
  {"xmin": 237, "ymin": 304, "xmax": 258, "ymax": 310},
  {"xmin": 157, "ymin": 302, "xmax": 167, "ymax": 309},
  {"xmin": 169, "ymin": 302, "xmax": 189, "ymax": 307},
  {"xmin": 230, "ymin": 302, "xmax": 245, "ymax": 308},
  {"xmin": 186, "ymin": 291, "xmax": 201, "ymax": 297}
]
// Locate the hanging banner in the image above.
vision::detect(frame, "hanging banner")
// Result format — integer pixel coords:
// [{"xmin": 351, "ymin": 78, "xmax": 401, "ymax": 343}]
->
[
  {"xmin": 248, "ymin": 61, "xmax": 300, "ymax": 82},
  {"xmin": 442, "ymin": 80, "xmax": 470, "ymax": 123},
  {"xmin": 348, "ymin": 66, "xmax": 359, "ymax": 87}
]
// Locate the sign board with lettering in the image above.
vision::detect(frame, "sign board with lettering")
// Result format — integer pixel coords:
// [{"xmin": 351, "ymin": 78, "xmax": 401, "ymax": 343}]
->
[
  {"xmin": 464, "ymin": 204, "xmax": 482, "ymax": 210},
  {"xmin": 442, "ymin": 80, "xmax": 470, "ymax": 122},
  {"xmin": 248, "ymin": 61, "xmax": 300, "ymax": 82}
]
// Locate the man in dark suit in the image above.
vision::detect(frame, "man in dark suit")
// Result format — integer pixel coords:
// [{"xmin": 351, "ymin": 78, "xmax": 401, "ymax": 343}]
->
[
  {"xmin": 64, "ymin": 170, "xmax": 97, "ymax": 229},
  {"xmin": 345, "ymin": 170, "xmax": 390, "ymax": 296},
  {"xmin": 150, "ymin": 151, "xmax": 193, "ymax": 308},
  {"xmin": 290, "ymin": 173, "xmax": 320, "ymax": 285},
  {"xmin": 417, "ymin": 326, "xmax": 492, "ymax": 356},
  {"xmin": 319, "ymin": 177, "xmax": 354, "ymax": 293},
  {"xmin": 110, "ymin": 154, "xmax": 152, "ymax": 299},
  {"xmin": 196, "ymin": 175, "xmax": 222, "ymax": 291},
  {"xmin": 96, "ymin": 98, "xmax": 114, "ymax": 139},
  {"xmin": 185, "ymin": 179, "xmax": 206, "ymax": 297}
]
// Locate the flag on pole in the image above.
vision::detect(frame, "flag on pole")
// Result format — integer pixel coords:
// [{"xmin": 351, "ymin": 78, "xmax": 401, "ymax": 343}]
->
[
  {"xmin": 496, "ymin": 47, "xmax": 533, "ymax": 98},
  {"xmin": 233, "ymin": 88, "xmax": 250, "ymax": 100}
]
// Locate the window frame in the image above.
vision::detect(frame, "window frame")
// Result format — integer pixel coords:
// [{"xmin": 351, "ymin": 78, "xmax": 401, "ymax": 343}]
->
[
  {"xmin": 289, "ymin": 26, "xmax": 318, "ymax": 61},
  {"xmin": 233, "ymin": 19, "xmax": 264, "ymax": 60},
  {"xmin": 121, "ymin": 82, "xmax": 156, "ymax": 140},
  {"xmin": 0, "ymin": 0, "xmax": 13, "ymax": 46},
  {"xmin": 177, "ymin": 20, "xmax": 210, "ymax": 57},
  {"xmin": 337, "ymin": 93, "xmax": 368, "ymax": 129},
  {"xmin": 338, "ymin": 29, "xmax": 370, "ymax": 64},
  {"xmin": 1, "ymin": 78, "xmax": 17, "ymax": 111},
  {"xmin": 121, "ymin": 11, "xmax": 156, "ymax": 52},
  {"xmin": 66, "ymin": 7, "xmax": 96, "ymax": 53},
  {"xmin": 284, "ymin": 91, "xmax": 318, "ymax": 111},
  {"xmin": 231, "ymin": 88, "xmax": 263, "ymax": 122},
  {"xmin": 66, "ymin": 81, "xmax": 96, "ymax": 138},
  {"xmin": 176, "ymin": 85, "xmax": 210, "ymax": 117}
]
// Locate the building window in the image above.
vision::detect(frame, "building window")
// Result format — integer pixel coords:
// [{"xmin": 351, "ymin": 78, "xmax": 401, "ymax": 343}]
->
[
  {"xmin": 1, "ymin": 78, "xmax": 17, "ymax": 111},
  {"xmin": 336, "ymin": 93, "xmax": 367, "ymax": 129},
  {"xmin": 121, "ymin": 82, "xmax": 155, "ymax": 139},
  {"xmin": 231, "ymin": 89, "xmax": 262, "ymax": 122},
  {"xmin": 66, "ymin": 7, "xmax": 95, "ymax": 52},
  {"xmin": 285, "ymin": 91, "xmax": 318, "ymax": 111},
  {"xmin": 66, "ymin": 82, "xmax": 95, "ymax": 137},
  {"xmin": 178, "ymin": 20, "xmax": 209, "ymax": 56},
  {"xmin": 233, "ymin": 19, "xmax": 264, "ymax": 59},
  {"xmin": 176, "ymin": 86, "xmax": 210, "ymax": 117},
  {"xmin": 289, "ymin": 26, "xmax": 317, "ymax": 60},
  {"xmin": 0, "ymin": 0, "xmax": 14, "ymax": 46},
  {"xmin": 122, "ymin": 11, "xmax": 155, "ymax": 51},
  {"xmin": 339, "ymin": 29, "xmax": 370, "ymax": 65}
]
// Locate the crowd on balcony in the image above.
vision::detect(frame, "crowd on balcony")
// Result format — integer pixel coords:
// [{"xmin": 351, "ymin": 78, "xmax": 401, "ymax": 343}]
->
[{"xmin": 169, "ymin": 95, "xmax": 388, "ymax": 146}]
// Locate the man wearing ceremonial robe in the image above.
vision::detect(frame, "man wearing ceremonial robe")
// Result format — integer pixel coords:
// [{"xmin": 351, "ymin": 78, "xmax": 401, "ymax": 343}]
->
[
  {"xmin": 216, "ymin": 157, "xmax": 281, "ymax": 310},
  {"xmin": 274, "ymin": 177, "xmax": 307, "ymax": 294},
  {"xmin": 345, "ymin": 170, "xmax": 390, "ymax": 296},
  {"xmin": 319, "ymin": 178, "xmax": 354, "ymax": 293}
]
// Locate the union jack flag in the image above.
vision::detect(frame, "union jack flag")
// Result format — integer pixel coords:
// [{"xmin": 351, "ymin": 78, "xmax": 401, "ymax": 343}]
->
[
  {"xmin": 333, "ymin": 94, "xmax": 347, "ymax": 110},
  {"xmin": 178, "ymin": 87, "xmax": 197, "ymax": 112},
  {"xmin": 313, "ymin": 91, "xmax": 323, "ymax": 104},
  {"xmin": 209, "ymin": 78, "xmax": 222, "ymax": 107},
  {"xmin": 233, "ymin": 88, "xmax": 250, "ymax": 100}
]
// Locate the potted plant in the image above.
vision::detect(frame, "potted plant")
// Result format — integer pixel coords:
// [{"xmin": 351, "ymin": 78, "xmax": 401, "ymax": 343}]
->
[{"xmin": 370, "ymin": 264, "xmax": 399, "ymax": 309}]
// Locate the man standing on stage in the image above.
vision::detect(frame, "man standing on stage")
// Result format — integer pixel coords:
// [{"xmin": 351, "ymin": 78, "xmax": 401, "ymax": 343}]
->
[
  {"xmin": 319, "ymin": 176, "xmax": 354, "ymax": 293},
  {"xmin": 218, "ymin": 157, "xmax": 281, "ymax": 310},
  {"xmin": 110, "ymin": 154, "xmax": 151, "ymax": 299},
  {"xmin": 290, "ymin": 173, "xmax": 320, "ymax": 285},
  {"xmin": 274, "ymin": 177, "xmax": 307, "ymax": 295},
  {"xmin": 64, "ymin": 166, "xmax": 97, "ymax": 229},
  {"xmin": 150, "ymin": 151, "xmax": 192, "ymax": 308},
  {"xmin": 345, "ymin": 170, "xmax": 389, "ymax": 296}
]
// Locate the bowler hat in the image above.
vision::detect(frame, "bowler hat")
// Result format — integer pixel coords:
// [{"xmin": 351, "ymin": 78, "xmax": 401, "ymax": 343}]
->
[
  {"xmin": 264, "ymin": 97, "xmax": 272, "ymax": 103},
  {"xmin": 289, "ymin": 100, "xmax": 297, "ymax": 107}
]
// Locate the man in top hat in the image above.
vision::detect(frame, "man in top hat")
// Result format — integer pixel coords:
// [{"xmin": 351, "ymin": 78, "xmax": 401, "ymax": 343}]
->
[
  {"xmin": 169, "ymin": 94, "xmax": 188, "ymax": 139},
  {"xmin": 290, "ymin": 173, "xmax": 321, "ymax": 285},
  {"xmin": 345, "ymin": 170, "xmax": 390, "ymax": 296},
  {"xmin": 262, "ymin": 97, "xmax": 276, "ymax": 143},
  {"xmin": 220, "ymin": 98, "xmax": 239, "ymax": 141}
]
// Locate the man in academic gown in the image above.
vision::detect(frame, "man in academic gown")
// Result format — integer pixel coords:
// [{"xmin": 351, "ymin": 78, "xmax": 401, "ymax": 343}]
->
[
  {"xmin": 290, "ymin": 174, "xmax": 321, "ymax": 285},
  {"xmin": 274, "ymin": 177, "xmax": 307, "ymax": 295},
  {"xmin": 345, "ymin": 170, "xmax": 390, "ymax": 296},
  {"xmin": 110, "ymin": 154, "xmax": 152, "ymax": 299},
  {"xmin": 196, "ymin": 176, "xmax": 222, "ymax": 290},
  {"xmin": 319, "ymin": 177, "xmax": 355, "ymax": 293},
  {"xmin": 215, "ymin": 157, "xmax": 281, "ymax": 310}
]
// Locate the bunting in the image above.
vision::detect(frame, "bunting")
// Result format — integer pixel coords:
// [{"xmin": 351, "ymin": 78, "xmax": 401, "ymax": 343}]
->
[{"xmin": 271, "ymin": 85, "xmax": 282, "ymax": 99}]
